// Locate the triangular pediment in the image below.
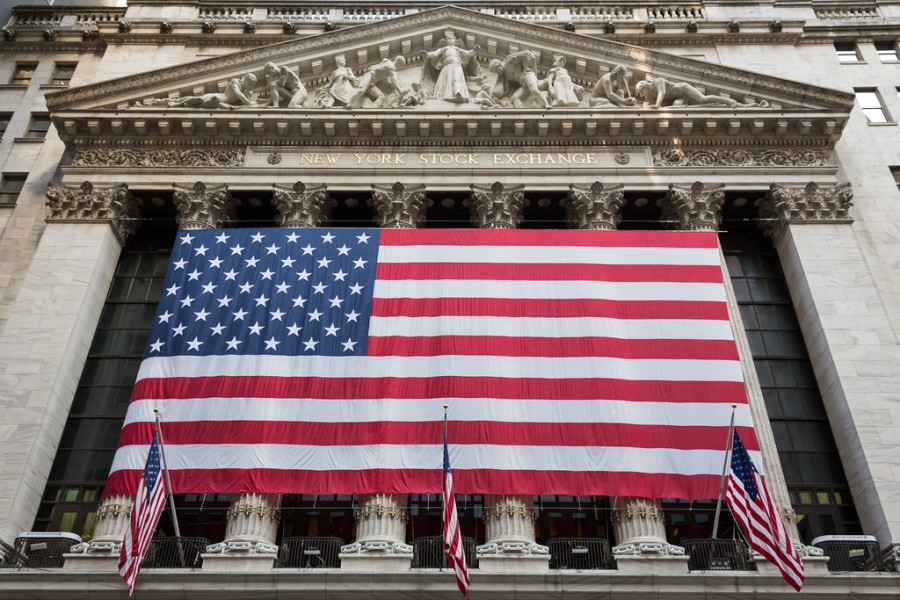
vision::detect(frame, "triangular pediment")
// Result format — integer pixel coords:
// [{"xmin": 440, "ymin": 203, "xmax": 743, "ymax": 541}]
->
[{"xmin": 46, "ymin": 5, "xmax": 853, "ymax": 146}]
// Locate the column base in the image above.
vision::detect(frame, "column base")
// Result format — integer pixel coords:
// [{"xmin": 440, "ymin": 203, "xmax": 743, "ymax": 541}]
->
[
  {"xmin": 62, "ymin": 552, "xmax": 120, "ymax": 572},
  {"xmin": 613, "ymin": 541, "xmax": 685, "ymax": 556},
  {"xmin": 477, "ymin": 554, "xmax": 550, "ymax": 573},
  {"xmin": 614, "ymin": 554, "xmax": 690, "ymax": 575},
  {"xmin": 201, "ymin": 552, "xmax": 276, "ymax": 571},
  {"xmin": 477, "ymin": 541, "xmax": 549, "ymax": 555},
  {"xmin": 339, "ymin": 553, "xmax": 412, "ymax": 572}
]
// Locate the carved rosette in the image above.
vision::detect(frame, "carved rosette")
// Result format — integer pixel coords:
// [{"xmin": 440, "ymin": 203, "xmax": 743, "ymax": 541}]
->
[
  {"xmin": 46, "ymin": 181, "xmax": 140, "ymax": 245},
  {"xmin": 469, "ymin": 182, "xmax": 525, "ymax": 229},
  {"xmin": 371, "ymin": 182, "xmax": 426, "ymax": 229},
  {"xmin": 564, "ymin": 182, "xmax": 625, "ymax": 230},
  {"xmin": 173, "ymin": 182, "xmax": 236, "ymax": 230},
  {"xmin": 758, "ymin": 182, "xmax": 854, "ymax": 241},
  {"xmin": 272, "ymin": 182, "xmax": 332, "ymax": 228},
  {"xmin": 663, "ymin": 181, "xmax": 725, "ymax": 231}
]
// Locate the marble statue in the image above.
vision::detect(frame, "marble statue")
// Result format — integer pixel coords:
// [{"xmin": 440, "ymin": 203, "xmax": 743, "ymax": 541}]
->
[
  {"xmin": 345, "ymin": 56, "xmax": 407, "ymax": 109},
  {"xmin": 589, "ymin": 65, "xmax": 635, "ymax": 107},
  {"xmin": 317, "ymin": 55, "xmax": 361, "ymax": 107},
  {"xmin": 635, "ymin": 76, "xmax": 768, "ymax": 109},
  {"xmin": 473, "ymin": 83, "xmax": 497, "ymax": 108},
  {"xmin": 262, "ymin": 62, "xmax": 308, "ymax": 108},
  {"xmin": 420, "ymin": 30, "xmax": 482, "ymax": 103},
  {"xmin": 489, "ymin": 50, "xmax": 550, "ymax": 109},
  {"xmin": 159, "ymin": 73, "xmax": 258, "ymax": 109},
  {"xmin": 546, "ymin": 56, "xmax": 583, "ymax": 107}
]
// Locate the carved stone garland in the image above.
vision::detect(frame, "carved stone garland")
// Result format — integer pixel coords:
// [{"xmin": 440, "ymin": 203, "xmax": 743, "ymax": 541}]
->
[
  {"xmin": 45, "ymin": 181, "xmax": 141, "ymax": 245},
  {"xmin": 272, "ymin": 182, "xmax": 332, "ymax": 228},
  {"xmin": 469, "ymin": 182, "xmax": 525, "ymax": 230},
  {"xmin": 173, "ymin": 182, "xmax": 236, "ymax": 230},
  {"xmin": 563, "ymin": 182, "xmax": 625, "ymax": 230},
  {"xmin": 757, "ymin": 182, "xmax": 854, "ymax": 242}
]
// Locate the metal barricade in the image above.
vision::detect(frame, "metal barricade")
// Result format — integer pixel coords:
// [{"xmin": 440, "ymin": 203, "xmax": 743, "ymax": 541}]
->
[
  {"xmin": 277, "ymin": 536, "xmax": 343, "ymax": 568},
  {"xmin": 548, "ymin": 538, "xmax": 614, "ymax": 570},
  {"xmin": 812, "ymin": 535, "xmax": 896, "ymax": 572},
  {"xmin": 142, "ymin": 537, "xmax": 209, "ymax": 568},
  {"xmin": 683, "ymin": 539, "xmax": 754, "ymax": 571},
  {"xmin": 411, "ymin": 536, "xmax": 478, "ymax": 569},
  {"xmin": 11, "ymin": 533, "xmax": 82, "ymax": 569}
]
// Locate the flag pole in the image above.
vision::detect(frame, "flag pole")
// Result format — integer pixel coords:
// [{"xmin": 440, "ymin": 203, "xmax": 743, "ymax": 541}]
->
[
  {"xmin": 442, "ymin": 403, "xmax": 449, "ymax": 571},
  {"xmin": 711, "ymin": 403, "xmax": 737, "ymax": 539},
  {"xmin": 153, "ymin": 408, "xmax": 185, "ymax": 566}
]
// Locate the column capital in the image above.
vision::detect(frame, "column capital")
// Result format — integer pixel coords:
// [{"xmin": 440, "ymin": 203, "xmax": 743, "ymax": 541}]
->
[
  {"xmin": 173, "ymin": 181, "xmax": 236, "ymax": 230},
  {"xmin": 663, "ymin": 181, "xmax": 725, "ymax": 232},
  {"xmin": 758, "ymin": 182, "xmax": 854, "ymax": 242},
  {"xmin": 371, "ymin": 182, "xmax": 426, "ymax": 229},
  {"xmin": 45, "ymin": 181, "xmax": 140, "ymax": 245},
  {"xmin": 272, "ymin": 182, "xmax": 332, "ymax": 228},
  {"xmin": 564, "ymin": 182, "xmax": 625, "ymax": 230},
  {"xmin": 470, "ymin": 182, "xmax": 525, "ymax": 229}
]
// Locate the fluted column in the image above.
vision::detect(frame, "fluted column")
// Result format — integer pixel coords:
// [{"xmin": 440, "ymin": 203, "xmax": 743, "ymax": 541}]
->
[
  {"xmin": 343, "ymin": 182, "xmax": 424, "ymax": 559},
  {"xmin": 564, "ymin": 182, "xmax": 625, "ymax": 230},
  {"xmin": 662, "ymin": 181, "xmax": 725, "ymax": 232},
  {"xmin": 272, "ymin": 182, "xmax": 332, "ymax": 228},
  {"xmin": 469, "ymin": 182, "xmax": 525, "ymax": 229},
  {"xmin": 466, "ymin": 183, "xmax": 545, "ymax": 560},
  {"xmin": 172, "ymin": 181, "xmax": 236, "ymax": 230}
]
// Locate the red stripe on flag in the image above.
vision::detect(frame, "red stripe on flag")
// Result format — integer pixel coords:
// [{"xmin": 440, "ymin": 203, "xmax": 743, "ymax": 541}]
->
[
  {"xmin": 132, "ymin": 376, "xmax": 749, "ymax": 404},
  {"xmin": 381, "ymin": 228, "xmax": 719, "ymax": 248},
  {"xmin": 375, "ymin": 262, "xmax": 724, "ymax": 283},
  {"xmin": 367, "ymin": 336, "xmax": 739, "ymax": 360}
]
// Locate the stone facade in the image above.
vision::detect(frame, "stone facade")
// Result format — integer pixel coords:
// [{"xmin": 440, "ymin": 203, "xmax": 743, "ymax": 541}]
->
[{"xmin": 0, "ymin": 1, "xmax": 898, "ymax": 598}]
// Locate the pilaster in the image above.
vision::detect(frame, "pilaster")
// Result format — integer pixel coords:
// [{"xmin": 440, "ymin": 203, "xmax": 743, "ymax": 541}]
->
[
  {"xmin": 758, "ymin": 182, "xmax": 854, "ymax": 243},
  {"xmin": 469, "ymin": 182, "xmax": 525, "ymax": 229},
  {"xmin": 272, "ymin": 182, "xmax": 332, "ymax": 228}
]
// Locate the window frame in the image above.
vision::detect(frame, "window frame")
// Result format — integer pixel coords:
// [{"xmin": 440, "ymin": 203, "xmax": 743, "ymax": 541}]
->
[
  {"xmin": 24, "ymin": 113, "xmax": 52, "ymax": 140},
  {"xmin": 854, "ymin": 88, "xmax": 892, "ymax": 123},
  {"xmin": 48, "ymin": 62, "xmax": 77, "ymax": 87},
  {"xmin": 835, "ymin": 42, "xmax": 863, "ymax": 63},
  {"xmin": 0, "ymin": 113, "xmax": 12, "ymax": 140},
  {"xmin": 0, "ymin": 173, "xmax": 27, "ymax": 206},
  {"xmin": 875, "ymin": 40, "xmax": 900, "ymax": 62},
  {"xmin": 9, "ymin": 62, "xmax": 38, "ymax": 85}
]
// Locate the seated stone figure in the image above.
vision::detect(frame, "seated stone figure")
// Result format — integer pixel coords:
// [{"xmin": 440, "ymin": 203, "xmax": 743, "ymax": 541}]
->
[
  {"xmin": 635, "ymin": 76, "xmax": 767, "ymax": 109},
  {"xmin": 589, "ymin": 65, "xmax": 635, "ymax": 107},
  {"xmin": 263, "ymin": 62, "xmax": 308, "ymax": 108}
]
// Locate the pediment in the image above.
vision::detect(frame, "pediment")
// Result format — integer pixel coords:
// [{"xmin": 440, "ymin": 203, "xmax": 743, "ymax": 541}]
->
[{"xmin": 46, "ymin": 5, "xmax": 853, "ymax": 146}]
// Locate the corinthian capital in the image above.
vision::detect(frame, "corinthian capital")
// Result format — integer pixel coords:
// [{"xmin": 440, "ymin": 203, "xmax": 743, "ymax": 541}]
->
[
  {"xmin": 564, "ymin": 182, "xmax": 625, "ymax": 230},
  {"xmin": 371, "ymin": 182, "xmax": 426, "ymax": 229},
  {"xmin": 173, "ymin": 182, "xmax": 236, "ymax": 230},
  {"xmin": 663, "ymin": 181, "xmax": 725, "ymax": 231},
  {"xmin": 469, "ymin": 182, "xmax": 525, "ymax": 229},
  {"xmin": 46, "ymin": 181, "xmax": 140, "ymax": 244},
  {"xmin": 759, "ymin": 182, "xmax": 853, "ymax": 241},
  {"xmin": 272, "ymin": 182, "xmax": 331, "ymax": 228}
]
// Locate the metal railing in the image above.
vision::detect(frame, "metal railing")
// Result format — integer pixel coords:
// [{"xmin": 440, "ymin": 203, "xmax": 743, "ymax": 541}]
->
[
  {"xmin": 412, "ymin": 536, "xmax": 479, "ymax": 569},
  {"xmin": 548, "ymin": 538, "xmax": 614, "ymax": 570},
  {"xmin": 0, "ymin": 539, "xmax": 28, "ymax": 569},
  {"xmin": 7, "ymin": 535, "xmax": 82, "ymax": 569},
  {"xmin": 683, "ymin": 539, "xmax": 754, "ymax": 571},
  {"xmin": 277, "ymin": 537, "xmax": 343, "ymax": 568},
  {"xmin": 812, "ymin": 538, "xmax": 896, "ymax": 572},
  {"xmin": 142, "ymin": 537, "xmax": 209, "ymax": 569}
]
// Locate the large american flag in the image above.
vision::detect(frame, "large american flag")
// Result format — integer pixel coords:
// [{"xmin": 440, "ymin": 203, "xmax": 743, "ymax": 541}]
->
[
  {"xmin": 726, "ymin": 431, "xmax": 804, "ymax": 590},
  {"xmin": 105, "ymin": 228, "xmax": 759, "ymax": 499},
  {"xmin": 118, "ymin": 430, "xmax": 166, "ymax": 596}
]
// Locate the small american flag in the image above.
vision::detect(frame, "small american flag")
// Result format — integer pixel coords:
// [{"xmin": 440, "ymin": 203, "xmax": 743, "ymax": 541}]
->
[
  {"xmin": 118, "ymin": 430, "xmax": 167, "ymax": 596},
  {"xmin": 443, "ymin": 423, "xmax": 469, "ymax": 596},
  {"xmin": 726, "ymin": 431, "xmax": 804, "ymax": 591}
]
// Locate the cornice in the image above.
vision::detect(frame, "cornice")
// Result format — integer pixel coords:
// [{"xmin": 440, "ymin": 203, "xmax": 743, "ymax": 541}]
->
[{"xmin": 44, "ymin": 6, "xmax": 855, "ymax": 112}]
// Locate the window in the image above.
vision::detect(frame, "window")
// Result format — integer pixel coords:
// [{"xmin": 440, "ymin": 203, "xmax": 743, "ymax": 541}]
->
[
  {"xmin": 0, "ymin": 174, "xmax": 26, "ymax": 205},
  {"xmin": 875, "ymin": 41, "xmax": 899, "ymax": 61},
  {"xmin": 835, "ymin": 42, "xmax": 861, "ymax": 63},
  {"xmin": 855, "ymin": 89, "xmax": 890, "ymax": 123},
  {"xmin": 25, "ymin": 114, "xmax": 51, "ymax": 139},
  {"xmin": 0, "ymin": 113, "xmax": 11, "ymax": 140},
  {"xmin": 49, "ymin": 62, "xmax": 76, "ymax": 86},
  {"xmin": 10, "ymin": 62, "xmax": 38, "ymax": 85},
  {"xmin": 891, "ymin": 167, "xmax": 900, "ymax": 193}
]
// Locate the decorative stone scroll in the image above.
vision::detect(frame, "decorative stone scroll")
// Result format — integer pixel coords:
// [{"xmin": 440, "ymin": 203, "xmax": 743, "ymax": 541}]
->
[
  {"xmin": 173, "ymin": 181, "xmax": 236, "ymax": 230},
  {"xmin": 653, "ymin": 149, "xmax": 827, "ymax": 168},
  {"xmin": 272, "ymin": 182, "xmax": 331, "ymax": 228},
  {"xmin": 371, "ymin": 182, "xmax": 426, "ymax": 229},
  {"xmin": 46, "ymin": 181, "xmax": 140, "ymax": 244},
  {"xmin": 662, "ymin": 181, "xmax": 725, "ymax": 231},
  {"xmin": 72, "ymin": 148, "xmax": 245, "ymax": 168},
  {"xmin": 469, "ymin": 182, "xmax": 525, "ymax": 229},
  {"xmin": 564, "ymin": 182, "xmax": 625, "ymax": 230},
  {"xmin": 758, "ymin": 182, "xmax": 853, "ymax": 241}
]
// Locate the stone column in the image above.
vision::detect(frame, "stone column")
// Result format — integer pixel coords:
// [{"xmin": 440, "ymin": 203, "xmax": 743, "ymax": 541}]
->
[
  {"xmin": 756, "ymin": 182, "xmax": 857, "ymax": 556},
  {"xmin": 340, "ymin": 183, "xmax": 423, "ymax": 571},
  {"xmin": 662, "ymin": 181, "xmax": 725, "ymax": 232},
  {"xmin": 564, "ymin": 182, "xmax": 625, "ymax": 230},
  {"xmin": 466, "ymin": 183, "xmax": 547, "ymax": 570},
  {"xmin": 172, "ymin": 181, "xmax": 236, "ymax": 230},
  {"xmin": 272, "ymin": 182, "xmax": 331, "ymax": 228},
  {"xmin": 22, "ymin": 182, "xmax": 140, "ymax": 568}
]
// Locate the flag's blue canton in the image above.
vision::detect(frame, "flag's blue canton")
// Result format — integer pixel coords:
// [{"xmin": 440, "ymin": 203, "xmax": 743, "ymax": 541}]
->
[
  {"xmin": 146, "ymin": 229, "xmax": 380, "ymax": 358},
  {"xmin": 142, "ymin": 434, "xmax": 162, "ymax": 503},
  {"xmin": 730, "ymin": 432, "xmax": 758, "ymax": 500}
]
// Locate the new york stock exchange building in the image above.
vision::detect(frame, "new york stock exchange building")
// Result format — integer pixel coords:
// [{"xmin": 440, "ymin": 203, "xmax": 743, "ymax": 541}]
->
[{"xmin": 1, "ymin": 1, "xmax": 899, "ymax": 598}]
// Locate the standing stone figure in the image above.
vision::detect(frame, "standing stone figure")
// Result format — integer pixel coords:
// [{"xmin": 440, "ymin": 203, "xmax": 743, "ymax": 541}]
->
[
  {"xmin": 420, "ymin": 30, "xmax": 482, "ymax": 102},
  {"xmin": 546, "ymin": 56, "xmax": 583, "ymax": 107},
  {"xmin": 317, "ymin": 54, "xmax": 361, "ymax": 107}
]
